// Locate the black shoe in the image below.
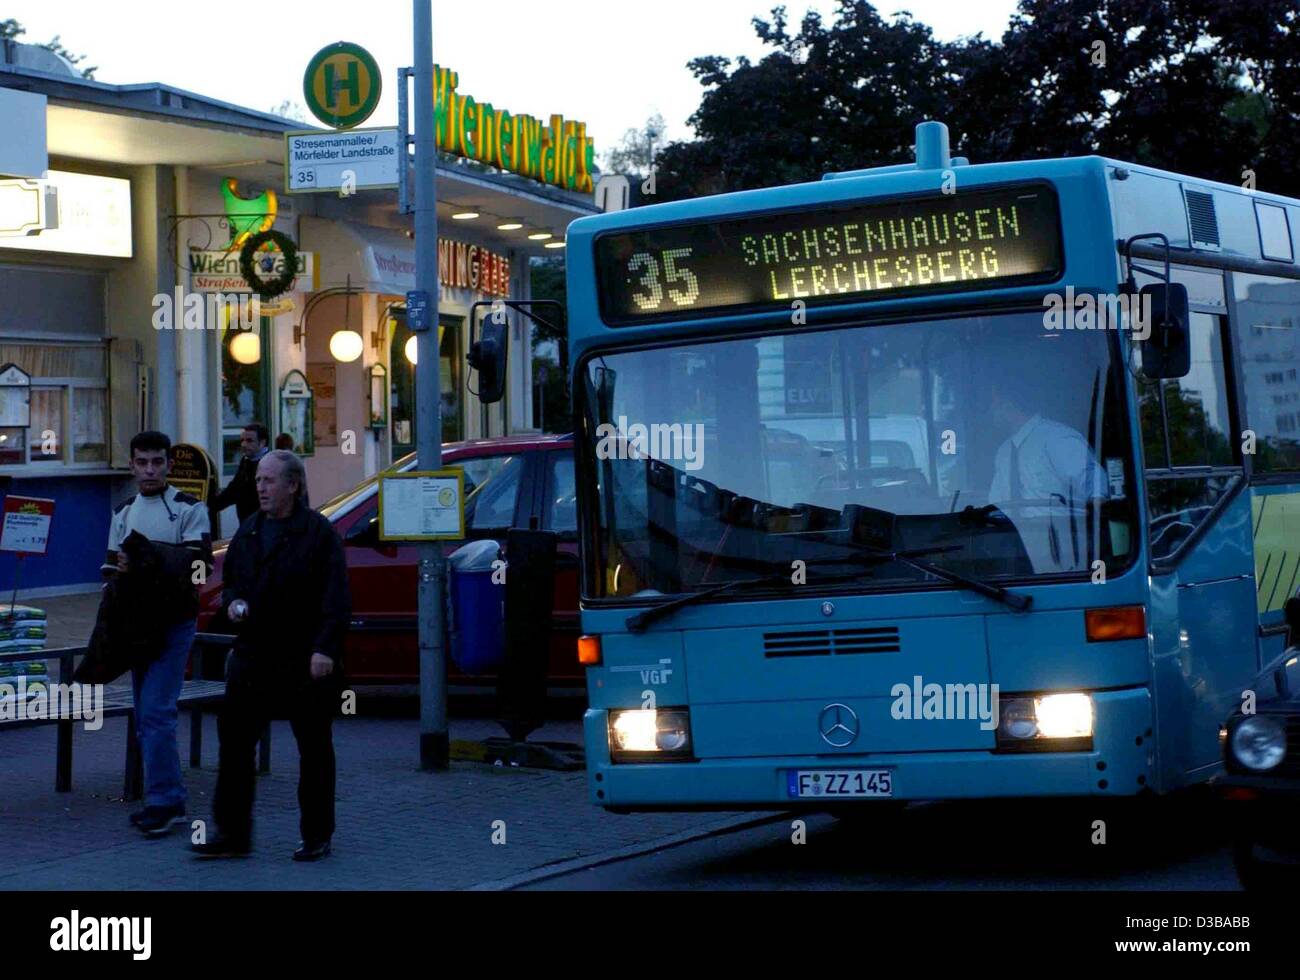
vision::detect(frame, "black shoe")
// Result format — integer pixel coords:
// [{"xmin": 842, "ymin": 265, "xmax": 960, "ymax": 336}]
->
[
  {"xmin": 192, "ymin": 834, "xmax": 251, "ymax": 859},
  {"xmin": 128, "ymin": 808, "xmax": 147, "ymax": 828},
  {"xmin": 137, "ymin": 804, "xmax": 186, "ymax": 838},
  {"xmin": 292, "ymin": 839, "xmax": 331, "ymax": 862}
]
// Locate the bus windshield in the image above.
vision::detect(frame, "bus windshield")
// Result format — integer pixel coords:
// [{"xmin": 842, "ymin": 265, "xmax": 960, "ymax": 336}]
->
[{"xmin": 580, "ymin": 309, "xmax": 1138, "ymax": 599}]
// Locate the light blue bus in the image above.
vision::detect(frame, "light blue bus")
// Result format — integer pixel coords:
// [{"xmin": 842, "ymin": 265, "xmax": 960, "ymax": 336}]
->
[{"xmin": 560, "ymin": 121, "xmax": 1300, "ymax": 812}]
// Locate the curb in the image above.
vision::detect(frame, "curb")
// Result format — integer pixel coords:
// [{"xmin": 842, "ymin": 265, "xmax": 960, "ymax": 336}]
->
[{"xmin": 468, "ymin": 811, "xmax": 792, "ymax": 891}]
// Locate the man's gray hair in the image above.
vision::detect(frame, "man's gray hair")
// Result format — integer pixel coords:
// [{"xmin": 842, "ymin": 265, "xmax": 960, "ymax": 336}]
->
[{"xmin": 267, "ymin": 449, "xmax": 309, "ymax": 504}]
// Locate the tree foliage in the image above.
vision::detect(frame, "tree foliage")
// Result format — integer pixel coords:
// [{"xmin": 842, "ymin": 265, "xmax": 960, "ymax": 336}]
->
[
  {"xmin": 603, "ymin": 113, "xmax": 667, "ymax": 179},
  {"xmin": 0, "ymin": 18, "xmax": 96, "ymax": 78},
  {"xmin": 655, "ymin": 0, "xmax": 1300, "ymax": 199}
]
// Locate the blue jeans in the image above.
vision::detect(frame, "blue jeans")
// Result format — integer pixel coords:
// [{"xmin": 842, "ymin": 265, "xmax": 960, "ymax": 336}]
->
[{"xmin": 131, "ymin": 620, "xmax": 196, "ymax": 809}]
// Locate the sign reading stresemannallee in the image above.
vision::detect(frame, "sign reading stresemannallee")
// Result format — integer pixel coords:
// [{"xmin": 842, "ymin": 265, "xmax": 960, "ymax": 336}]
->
[
  {"xmin": 594, "ymin": 184, "xmax": 1063, "ymax": 325},
  {"xmin": 0, "ymin": 496, "xmax": 54, "ymax": 555},
  {"xmin": 285, "ymin": 128, "xmax": 400, "ymax": 194}
]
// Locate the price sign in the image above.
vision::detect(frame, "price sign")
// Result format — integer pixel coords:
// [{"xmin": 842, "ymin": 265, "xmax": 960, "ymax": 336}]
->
[{"xmin": 0, "ymin": 495, "xmax": 54, "ymax": 555}]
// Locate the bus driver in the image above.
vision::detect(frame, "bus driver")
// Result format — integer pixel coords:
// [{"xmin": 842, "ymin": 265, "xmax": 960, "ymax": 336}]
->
[{"xmin": 987, "ymin": 374, "xmax": 1109, "ymax": 574}]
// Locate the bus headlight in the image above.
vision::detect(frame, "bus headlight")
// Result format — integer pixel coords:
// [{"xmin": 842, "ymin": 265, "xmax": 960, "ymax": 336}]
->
[
  {"xmin": 995, "ymin": 693, "xmax": 1093, "ymax": 751},
  {"xmin": 608, "ymin": 708, "xmax": 693, "ymax": 761},
  {"xmin": 1230, "ymin": 716, "xmax": 1286, "ymax": 772}
]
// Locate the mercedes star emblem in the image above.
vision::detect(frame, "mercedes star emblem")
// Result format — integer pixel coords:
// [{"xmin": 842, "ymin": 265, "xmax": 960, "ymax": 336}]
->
[{"xmin": 818, "ymin": 702, "xmax": 859, "ymax": 747}]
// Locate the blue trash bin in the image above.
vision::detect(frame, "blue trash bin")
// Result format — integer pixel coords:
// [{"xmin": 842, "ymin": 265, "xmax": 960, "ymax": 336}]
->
[{"xmin": 448, "ymin": 539, "xmax": 505, "ymax": 673}]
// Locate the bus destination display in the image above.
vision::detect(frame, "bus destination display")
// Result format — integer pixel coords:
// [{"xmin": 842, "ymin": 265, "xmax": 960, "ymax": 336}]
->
[{"xmin": 594, "ymin": 184, "xmax": 1062, "ymax": 324}]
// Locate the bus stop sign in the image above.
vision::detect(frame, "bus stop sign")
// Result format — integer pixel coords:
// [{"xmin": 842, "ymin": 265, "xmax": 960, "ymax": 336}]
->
[{"xmin": 303, "ymin": 42, "xmax": 382, "ymax": 130}]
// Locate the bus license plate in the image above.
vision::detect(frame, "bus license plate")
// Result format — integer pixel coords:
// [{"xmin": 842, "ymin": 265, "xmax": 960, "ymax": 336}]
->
[{"xmin": 787, "ymin": 769, "xmax": 893, "ymax": 799}]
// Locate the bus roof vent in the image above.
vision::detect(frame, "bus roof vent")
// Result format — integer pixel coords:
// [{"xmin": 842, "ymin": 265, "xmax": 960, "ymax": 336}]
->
[{"xmin": 1184, "ymin": 188, "xmax": 1221, "ymax": 250}]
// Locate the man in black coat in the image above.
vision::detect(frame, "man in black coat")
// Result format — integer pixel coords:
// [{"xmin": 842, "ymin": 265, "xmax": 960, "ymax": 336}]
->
[
  {"xmin": 193, "ymin": 449, "xmax": 350, "ymax": 861},
  {"xmin": 212, "ymin": 423, "xmax": 269, "ymax": 526}
]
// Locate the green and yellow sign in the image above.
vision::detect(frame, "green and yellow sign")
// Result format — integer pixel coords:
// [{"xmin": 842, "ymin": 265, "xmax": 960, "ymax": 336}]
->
[
  {"xmin": 303, "ymin": 42, "xmax": 382, "ymax": 130},
  {"xmin": 433, "ymin": 65, "xmax": 594, "ymax": 194}
]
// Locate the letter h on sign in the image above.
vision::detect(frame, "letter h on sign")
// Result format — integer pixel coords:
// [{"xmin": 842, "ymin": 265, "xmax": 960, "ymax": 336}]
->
[{"xmin": 326, "ymin": 60, "xmax": 360, "ymax": 109}]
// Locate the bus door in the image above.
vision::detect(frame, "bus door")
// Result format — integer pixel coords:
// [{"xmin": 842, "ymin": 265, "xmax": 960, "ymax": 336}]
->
[{"xmin": 1139, "ymin": 271, "xmax": 1257, "ymax": 788}]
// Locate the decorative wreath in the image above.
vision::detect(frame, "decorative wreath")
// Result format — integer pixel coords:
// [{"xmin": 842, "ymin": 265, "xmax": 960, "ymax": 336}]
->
[{"xmin": 238, "ymin": 230, "xmax": 299, "ymax": 298}]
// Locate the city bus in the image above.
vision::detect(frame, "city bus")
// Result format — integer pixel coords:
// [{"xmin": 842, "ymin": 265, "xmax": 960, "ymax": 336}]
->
[{"xmin": 556, "ymin": 121, "xmax": 1300, "ymax": 812}]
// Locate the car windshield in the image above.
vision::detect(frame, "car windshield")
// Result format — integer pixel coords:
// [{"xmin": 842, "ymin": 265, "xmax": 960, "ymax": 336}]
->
[
  {"xmin": 317, "ymin": 453, "xmax": 416, "ymax": 518},
  {"xmin": 580, "ymin": 309, "xmax": 1138, "ymax": 599}
]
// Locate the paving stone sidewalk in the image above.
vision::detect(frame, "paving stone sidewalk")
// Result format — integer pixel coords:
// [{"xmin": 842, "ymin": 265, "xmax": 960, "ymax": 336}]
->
[
  {"xmin": 0, "ymin": 706, "xmax": 745, "ymax": 890},
  {"xmin": 2, "ymin": 594, "xmax": 745, "ymax": 890}
]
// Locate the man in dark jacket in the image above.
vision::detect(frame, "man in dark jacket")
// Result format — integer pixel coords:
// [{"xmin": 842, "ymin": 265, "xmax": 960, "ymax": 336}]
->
[
  {"xmin": 212, "ymin": 423, "xmax": 268, "ymax": 526},
  {"xmin": 193, "ymin": 449, "xmax": 350, "ymax": 861}
]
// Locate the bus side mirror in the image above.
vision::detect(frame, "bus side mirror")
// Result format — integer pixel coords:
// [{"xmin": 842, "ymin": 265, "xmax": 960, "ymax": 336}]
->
[
  {"xmin": 468, "ymin": 317, "xmax": 509, "ymax": 404},
  {"xmin": 1139, "ymin": 282, "xmax": 1191, "ymax": 380}
]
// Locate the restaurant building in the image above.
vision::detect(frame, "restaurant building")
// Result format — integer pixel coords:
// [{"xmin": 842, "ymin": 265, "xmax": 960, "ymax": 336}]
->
[{"xmin": 0, "ymin": 44, "xmax": 597, "ymax": 592}]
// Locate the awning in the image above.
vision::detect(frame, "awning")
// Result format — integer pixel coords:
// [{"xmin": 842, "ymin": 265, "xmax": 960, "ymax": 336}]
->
[{"xmin": 303, "ymin": 215, "xmax": 417, "ymax": 295}]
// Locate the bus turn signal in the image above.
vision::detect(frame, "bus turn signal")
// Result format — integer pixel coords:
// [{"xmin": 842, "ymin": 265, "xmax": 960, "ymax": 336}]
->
[
  {"xmin": 578, "ymin": 635, "xmax": 602, "ymax": 665},
  {"xmin": 1085, "ymin": 606, "xmax": 1146, "ymax": 642}
]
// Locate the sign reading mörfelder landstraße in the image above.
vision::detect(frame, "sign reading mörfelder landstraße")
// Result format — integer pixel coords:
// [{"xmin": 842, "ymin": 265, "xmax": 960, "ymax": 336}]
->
[{"xmin": 285, "ymin": 128, "xmax": 400, "ymax": 194}]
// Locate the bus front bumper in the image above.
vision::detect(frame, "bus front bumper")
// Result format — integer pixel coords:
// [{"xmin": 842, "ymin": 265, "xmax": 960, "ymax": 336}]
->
[{"xmin": 585, "ymin": 690, "xmax": 1154, "ymax": 810}]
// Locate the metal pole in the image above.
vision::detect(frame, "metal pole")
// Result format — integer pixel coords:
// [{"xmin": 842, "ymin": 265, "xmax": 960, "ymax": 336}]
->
[{"xmin": 414, "ymin": 0, "xmax": 448, "ymax": 769}]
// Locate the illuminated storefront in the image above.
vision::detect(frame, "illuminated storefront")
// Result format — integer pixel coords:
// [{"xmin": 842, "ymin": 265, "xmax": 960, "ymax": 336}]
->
[{"xmin": 0, "ymin": 44, "xmax": 598, "ymax": 587}]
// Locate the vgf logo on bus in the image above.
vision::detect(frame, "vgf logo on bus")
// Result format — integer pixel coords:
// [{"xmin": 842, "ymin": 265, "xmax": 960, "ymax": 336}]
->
[
  {"xmin": 640, "ymin": 663, "xmax": 673, "ymax": 685},
  {"xmin": 611, "ymin": 658, "xmax": 675, "ymax": 685}
]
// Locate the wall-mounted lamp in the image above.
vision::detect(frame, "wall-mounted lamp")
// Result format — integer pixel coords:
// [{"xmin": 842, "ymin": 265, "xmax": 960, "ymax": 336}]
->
[
  {"xmin": 294, "ymin": 274, "xmax": 360, "ymax": 351},
  {"xmin": 329, "ymin": 329, "xmax": 363, "ymax": 362},
  {"xmin": 329, "ymin": 272, "xmax": 363, "ymax": 362},
  {"xmin": 228, "ymin": 330, "xmax": 261, "ymax": 364}
]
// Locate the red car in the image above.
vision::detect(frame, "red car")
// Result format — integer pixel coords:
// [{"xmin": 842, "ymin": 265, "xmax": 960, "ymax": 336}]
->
[{"xmin": 197, "ymin": 434, "xmax": 580, "ymax": 687}]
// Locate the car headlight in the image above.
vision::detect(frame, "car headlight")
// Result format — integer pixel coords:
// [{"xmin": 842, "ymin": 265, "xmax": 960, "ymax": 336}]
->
[
  {"xmin": 995, "ymin": 693, "xmax": 1094, "ymax": 751},
  {"xmin": 1230, "ymin": 715, "xmax": 1287, "ymax": 772},
  {"xmin": 608, "ymin": 708, "xmax": 692, "ymax": 761}
]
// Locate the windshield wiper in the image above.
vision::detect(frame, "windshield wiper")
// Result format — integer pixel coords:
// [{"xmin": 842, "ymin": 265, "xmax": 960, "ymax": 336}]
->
[
  {"xmin": 843, "ymin": 539, "xmax": 1032, "ymax": 612},
  {"xmin": 624, "ymin": 569, "xmax": 864, "ymax": 633}
]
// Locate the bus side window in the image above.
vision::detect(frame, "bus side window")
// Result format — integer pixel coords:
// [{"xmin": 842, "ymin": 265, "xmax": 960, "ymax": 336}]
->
[
  {"xmin": 1233, "ymin": 274, "xmax": 1300, "ymax": 474},
  {"xmin": 1139, "ymin": 312, "xmax": 1240, "ymax": 562}
]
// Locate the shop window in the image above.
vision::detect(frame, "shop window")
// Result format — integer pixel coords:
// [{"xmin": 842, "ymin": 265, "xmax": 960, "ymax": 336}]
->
[
  {"xmin": 1233, "ymin": 273, "xmax": 1300, "ymax": 473},
  {"xmin": 71, "ymin": 387, "xmax": 108, "ymax": 463},
  {"xmin": 0, "ymin": 343, "xmax": 108, "ymax": 468},
  {"xmin": 29, "ymin": 388, "xmax": 62, "ymax": 461},
  {"xmin": 221, "ymin": 318, "xmax": 272, "ymax": 472}
]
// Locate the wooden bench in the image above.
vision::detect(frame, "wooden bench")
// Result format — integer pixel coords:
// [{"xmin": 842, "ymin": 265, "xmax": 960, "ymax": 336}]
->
[{"xmin": 0, "ymin": 632, "xmax": 269, "ymax": 798}]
